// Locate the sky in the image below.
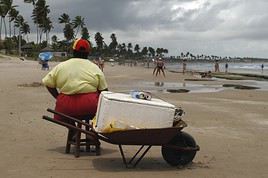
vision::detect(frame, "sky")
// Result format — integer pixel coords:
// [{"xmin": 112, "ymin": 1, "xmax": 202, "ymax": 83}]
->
[{"xmin": 13, "ymin": 0, "xmax": 268, "ymax": 58}]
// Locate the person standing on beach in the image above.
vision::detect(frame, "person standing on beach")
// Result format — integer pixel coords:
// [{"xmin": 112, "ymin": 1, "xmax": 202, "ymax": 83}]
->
[
  {"xmin": 98, "ymin": 57, "xmax": 104, "ymax": 71},
  {"xmin": 152, "ymin": 57, "xmax": 158, "ymax": 75},
  {"xmin": 42, "ymin": 38, "xmax": 108, "ymax": 125},
  {"xmin": 215, "ymin": 60, "xmax": 220, "ymax": 72},
  {"xmin": 261, "ymin": 64, "xmax": 264, "ymax": 73},
  {"xmin": 225, "ymin": 63, "xmax": 228, "ymax": 73},
  {"xmin": 182, "ymin": 59, "xmax": 187, "ymax": 74}
]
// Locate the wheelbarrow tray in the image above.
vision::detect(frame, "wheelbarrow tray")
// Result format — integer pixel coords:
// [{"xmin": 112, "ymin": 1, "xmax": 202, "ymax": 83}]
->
[{"xmin": 100, "ymin": 127, "xmax": 183, "ymax": 145}]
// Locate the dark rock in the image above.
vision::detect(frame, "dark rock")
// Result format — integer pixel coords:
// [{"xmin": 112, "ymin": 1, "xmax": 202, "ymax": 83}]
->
[{"xmin": 167, "ymin": 89, "xmax": 190, "ymax": 93}]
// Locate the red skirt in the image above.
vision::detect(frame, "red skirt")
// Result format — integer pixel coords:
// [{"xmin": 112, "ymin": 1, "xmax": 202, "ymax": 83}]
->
[{"xmin": 54, "ymin": 92, "xmax": 100, "ymax": 121}]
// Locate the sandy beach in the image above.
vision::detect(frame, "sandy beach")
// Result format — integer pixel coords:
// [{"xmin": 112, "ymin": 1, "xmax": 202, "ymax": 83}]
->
[{"xmin": 0, "ymin": 56, "xmax": 268, "ymax": 178}]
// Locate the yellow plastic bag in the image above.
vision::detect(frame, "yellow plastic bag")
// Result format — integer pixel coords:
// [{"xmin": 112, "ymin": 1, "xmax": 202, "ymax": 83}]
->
[
  {"xmin": 102, "ymin": 120, "xmax": 138, "ymax": 133},
  {"xmin": 92, "ymin": 116, "xmax": 97, "ymax": 128}
]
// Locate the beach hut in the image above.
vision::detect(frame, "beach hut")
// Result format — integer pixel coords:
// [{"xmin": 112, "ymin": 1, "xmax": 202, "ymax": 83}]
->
[{"xmin": 21, "ymin": 43, "xmax": 33, "ymax": 56}]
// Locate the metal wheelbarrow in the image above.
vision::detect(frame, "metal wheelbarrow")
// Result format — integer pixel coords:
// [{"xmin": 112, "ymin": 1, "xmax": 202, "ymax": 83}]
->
[{"xmin": 43, "ymin": 108, "xmax": 200, "ymax": 168}]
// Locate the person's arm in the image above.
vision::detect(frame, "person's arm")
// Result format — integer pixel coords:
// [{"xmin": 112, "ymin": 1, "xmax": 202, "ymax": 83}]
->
[
  {"xmin": 98, "ymin": 88, "xmax": 108, "ymax": 93},
  {"xmin": 46, "ymin": 86, "xmax": 59, "ymax": 99}
]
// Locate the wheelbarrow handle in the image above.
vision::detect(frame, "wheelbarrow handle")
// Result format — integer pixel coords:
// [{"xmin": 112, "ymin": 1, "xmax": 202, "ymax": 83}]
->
[
  {"xmin": 46, "ymin": 108, "xmax": 95, "ymax": 130},
  {"xmin": 42, "ymin": 115, "xmax": 99, "ymax": 141}
]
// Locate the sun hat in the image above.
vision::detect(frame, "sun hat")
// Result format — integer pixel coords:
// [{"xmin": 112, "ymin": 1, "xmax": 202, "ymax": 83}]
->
[{"xmin": 72, "ymin": 39, "xmax": 91, "ymax": 53}]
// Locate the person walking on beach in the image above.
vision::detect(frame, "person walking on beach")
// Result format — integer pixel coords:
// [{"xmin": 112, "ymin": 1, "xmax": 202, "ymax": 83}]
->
[
  {"xmin": 93, "ymin": 57, "xmax": 105, "ymax": 71},
  {"xmin": 225, "ymin": 63, "xmax": 228, "ymax": 73},
  {"xmin": 98, "ymin": 57, "xmax": 104, "ymax": 71},
  {"xmin": 152, "ymin": 57, "xmax": 158, "ymax": 75},
  {"xmin": 40, "ymin": 60, "xmax": 49, "ymax": 70},
  {"xmin": 261, "ymin": 64, "xmax": 264, "ymax": 73},
  {"xmin": 215, "ymin": 60, "xmax": 220, "ymax": 72},
  {"xmin": 42, "ymin": 38, "xmax": 108, "ymax": 126}
]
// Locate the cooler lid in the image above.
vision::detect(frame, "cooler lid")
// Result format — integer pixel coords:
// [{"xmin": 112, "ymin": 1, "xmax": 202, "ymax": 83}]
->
[{"xmin": 100, "ymin": 91, "xmax": 175, "ymax": 109}]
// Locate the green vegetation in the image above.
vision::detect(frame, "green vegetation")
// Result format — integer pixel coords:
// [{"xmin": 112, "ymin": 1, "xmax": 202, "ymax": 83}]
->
[{"xmin": 0, "ymin": 0, "xmax": 169, "ymax": 61}]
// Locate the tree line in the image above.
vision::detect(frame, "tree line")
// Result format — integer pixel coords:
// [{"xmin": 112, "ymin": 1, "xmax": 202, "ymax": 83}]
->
[{"xmin": 0, "ymin": 0, "xmax": 169, "ymax": 60}]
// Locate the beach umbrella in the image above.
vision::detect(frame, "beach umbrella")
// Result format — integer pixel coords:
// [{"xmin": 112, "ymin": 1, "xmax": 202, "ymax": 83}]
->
[{"xmin": 39, "ymin": 52, "xmax": 53, "ymax": 61}]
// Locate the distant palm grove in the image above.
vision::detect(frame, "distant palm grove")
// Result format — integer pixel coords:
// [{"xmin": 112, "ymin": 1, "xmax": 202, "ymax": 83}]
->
[
  {"xmin": 0, "ymin": 0, "xmax": 169, "ymax": 60},
  {"xmin": 0, "ymin": 0, "xmax": 261, "ymax": 61}
]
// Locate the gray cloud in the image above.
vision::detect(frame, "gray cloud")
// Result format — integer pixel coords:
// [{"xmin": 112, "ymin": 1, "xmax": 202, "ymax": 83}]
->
[{"xmin": 13, "ymin": 0, "xmax": 268, "ymax": 58}]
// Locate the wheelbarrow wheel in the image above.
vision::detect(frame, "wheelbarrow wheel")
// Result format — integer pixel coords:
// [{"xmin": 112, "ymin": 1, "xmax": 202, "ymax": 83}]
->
[{"xmin": 161, "ymin": 131, "xmax": 197, "ymax": 166}]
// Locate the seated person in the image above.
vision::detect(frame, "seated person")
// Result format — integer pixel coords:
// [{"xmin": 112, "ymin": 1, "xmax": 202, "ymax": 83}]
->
[{"xmin": 42, "ymin": 38, "xmax": 108, "ymax": 125}]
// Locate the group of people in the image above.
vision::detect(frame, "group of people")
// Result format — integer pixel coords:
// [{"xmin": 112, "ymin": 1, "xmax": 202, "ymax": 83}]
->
[
  {"xmin": 152, "ymin": 57, "xmax": 166, "ymax": 77},
  {"xmin": 152, "ymin": 58, "xmax": 226, "ymax": 77}
]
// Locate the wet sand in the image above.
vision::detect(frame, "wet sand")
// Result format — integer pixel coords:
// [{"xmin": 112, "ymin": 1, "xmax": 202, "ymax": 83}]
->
[{"xmin": 0, "ymin": 57, "xmax": 268, "ymax": 178}]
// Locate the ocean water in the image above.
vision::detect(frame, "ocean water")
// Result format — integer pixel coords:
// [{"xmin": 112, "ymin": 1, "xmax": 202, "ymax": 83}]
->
[
  {"xmin": 137, "ymin": 80, "xmax": 268, "ymax": 94},
  {"xmin": 165, "ymin": 61, "xmax": 268, "ymax": 75}
]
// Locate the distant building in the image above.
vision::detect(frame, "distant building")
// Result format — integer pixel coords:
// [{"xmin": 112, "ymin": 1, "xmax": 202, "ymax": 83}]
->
[
  {"xmin": 53, "ymin": 52, "xmax": 67, "ymax": 57},
  {"xmin": 40, "ymin": 46, "xmax": 67, "ymax": 57},
  {"xmin": 21, "ymin": 43, "xmax": 33, "ymax": 56}
]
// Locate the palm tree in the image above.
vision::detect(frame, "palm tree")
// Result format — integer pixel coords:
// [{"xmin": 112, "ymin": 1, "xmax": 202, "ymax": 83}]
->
[
  {"xmin": 72, "ymin": 16, "xmax": 84, "ymax": 38},
  {"xmin": 42, "ymin": 16, "xmax": 53, "ymax": 44},
  {"xmin": 21, "ymin": 21, "xmax": 30, "ymax": 42},
  {"xmin": 24, "ymin": 0, "xmax": 37, "ymax": 43},
  {"xmin": 109, "ymin": 33, "xmax": 117, "ymax": 54},
  {"xmin": 186, "ymin": 52, "xmax": 190, "ymax": 59},
  {"xmin": 141, "ymin": 47, "xmax": 148, "ymax": 57},
  {"xmin": 0, "ymin": 0, "xmax": 9, "ymax": 39},
  {"xmin": 134, "ymin": 44, "xmax": 140, "ymax": 54},
  {"xmin": 14, "ymin": 15, "xmax": 30, "ymax": 42},
  {"xmin": 127, "ymin": 42, "xmax": 132, "ymax": 51},
  {"xmin": 2, "ymin": 0, "xmax": 17, "ymax": 37},
  {"xmin": 58, "ymin": 13, "xmax": 70, "ymax": 25},
  {"xmin": 28, "ymin": 0, "xmax": 51, "ymax": 44},
  {"xmin": 14, "ymin": 14, "xmax": 24, "ymax": 31},
  {"xmin": 81, "ymin": 27, "xmax": 89, "ymax": 40},
  {"xmin": 51, "ymin": 34, "xmax": 58, "ymax": 50},
  {"xmin": 127, "ymin": 43, "xmax": 133, "ymax": 57},
  {"xmin": 148, "ymin": 47, "xmax": 155, "ymax": 57},
  {"xmin": 0, "ymin": 4, "xmax": 5, "ymax": 40},
  {"xmin": 34, "ymin": 0, "xmax": 51, "ymax": 44},
  {"xmin": 8, "ymin": 6, "xmax": 18, "ymax": 36},
  {"xmin": 51, "ymin": 35, "xmax": 57, "ymax": 42},
  {"xmin": 121, "ymin": 43, "xmax": 126, "ymax": 56},
  {"xmin": 63, "ymin": 23, "xmax": 74, "ymax": 41},
  {"xmin": 94, "ymin": 32, "xmax": 104, "ymax": 51},
  {"xmin": 14, "ymin": 14, "xmax": 24, "ymax": 55}
]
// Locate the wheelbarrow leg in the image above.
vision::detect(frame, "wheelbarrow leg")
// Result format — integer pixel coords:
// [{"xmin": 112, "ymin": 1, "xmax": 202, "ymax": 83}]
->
[
  {"xmin": 85, "ymin": 123, "xmax": 91, "ymax": 152},
  {"xmin": 119, "ymin": 145, "xmax": 128, "ymax": 168},
  {"xmin": 133, "ymin": 146, "xmax": 152, "ymax": 167},
  {"xmin": 65, "ymin": 129, "xmax": 73, "ymax": 153},
  {"xmin": 118, "ymin": 145, "xmax": 152, "ymax": 168},
  {"xmin": 129, "ymin": 145, "xmax": 145, "ymax": 164},
  {"xmin": 74, "ymin": 123, "xmax": 82, "ymax": 157}
]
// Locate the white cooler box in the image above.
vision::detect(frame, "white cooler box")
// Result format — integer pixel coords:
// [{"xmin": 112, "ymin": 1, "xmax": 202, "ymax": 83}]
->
[{"xmin": 94, "ymin": 91, "xmax": 176, "ymax": 132}]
